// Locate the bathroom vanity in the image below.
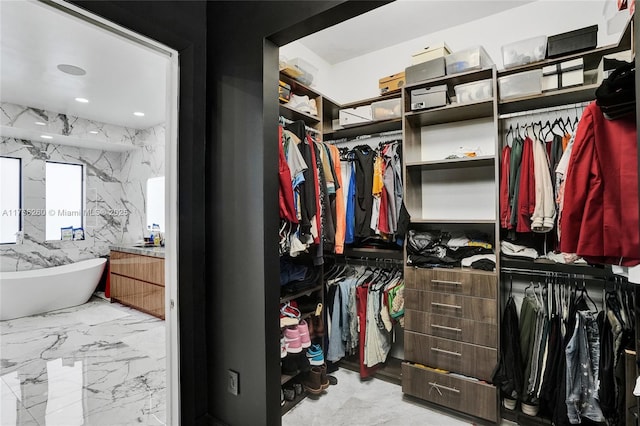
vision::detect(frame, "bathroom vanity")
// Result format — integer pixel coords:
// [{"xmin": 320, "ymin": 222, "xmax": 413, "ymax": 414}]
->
[{"xmin": 109, "ymin": 246, "xmax": 165, "ymax": 319}]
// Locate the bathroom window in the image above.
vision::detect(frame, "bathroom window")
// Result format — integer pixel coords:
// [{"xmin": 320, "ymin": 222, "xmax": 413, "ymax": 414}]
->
[
  {"xmin": 45, "ymin": 162, "xmax": 83, "ymax": 241},
  {"xmin": 146, "ymin": 176, "xmax": 165, "ymax": 231},
  {"xmin": 0, "ymin": 156, "xmax": 22, "ymax": 244}
]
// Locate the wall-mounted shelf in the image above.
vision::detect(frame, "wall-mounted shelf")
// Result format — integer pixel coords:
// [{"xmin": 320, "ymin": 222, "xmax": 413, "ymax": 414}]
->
[
  {"xmin": 404, "ymin": 100, "xmax": 494, "ymax": 126},
  {"xmin": 280, "ymin": 284, "xmax": 323, "ymax": 304},
  {"xmin": 500, "ymin": 257, "xmax": 610, "ymax": 277},
  {"xmin": 410, "ymin": 218, "xmax": 497, "ymax": 225},
  {"xmin": 498, "ymin": 84, "xmax": 599, "ymax": 115},
  {"xmin": 324, "ymin": 118, "xmax": 402, "ymax": 140},
  {"xmin": 403, "ymin": 67, "xmax": 494, "ymax": 91},
  {"xmin": 279, "ymin": 103, "xmax": 320, "ymax": 124},
  {"xmin": 406, "ymin": 155, "xmax": 495, "ymax": 170},
  {"xmin": 343, "ymin": 246, "xmax": 404, "ymax": 260}
]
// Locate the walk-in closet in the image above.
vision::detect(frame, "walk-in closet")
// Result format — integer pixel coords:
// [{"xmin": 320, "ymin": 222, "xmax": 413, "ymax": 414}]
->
[{"xmin": 275, "ymin": 1, "xmax": 639, "ymax": 425}]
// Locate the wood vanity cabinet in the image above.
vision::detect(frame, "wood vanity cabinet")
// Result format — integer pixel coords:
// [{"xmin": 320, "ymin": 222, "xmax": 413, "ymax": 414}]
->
[{"xmin": 109, "ymin": 250, "xmax": 165, "ymax": 319}]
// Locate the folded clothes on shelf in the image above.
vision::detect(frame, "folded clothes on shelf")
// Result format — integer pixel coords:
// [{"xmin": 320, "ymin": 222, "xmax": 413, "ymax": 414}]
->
[
  {"xmin": 407, "ymin": 230, "xmax": 493, "ymax": 268},
  {"xmin": 500, "ymin": 241, "xmax": 538, "ymax": 259}
]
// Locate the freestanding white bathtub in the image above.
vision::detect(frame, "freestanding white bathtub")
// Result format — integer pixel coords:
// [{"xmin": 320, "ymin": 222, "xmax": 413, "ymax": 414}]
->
[{"xmin": 0, "ymin": 258, "xmax": 107, "ymax": 321}]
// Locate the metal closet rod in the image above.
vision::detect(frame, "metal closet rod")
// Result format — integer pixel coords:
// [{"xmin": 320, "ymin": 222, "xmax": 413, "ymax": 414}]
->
[
  {"xmin": 501, "ymin": 266, "xmax": 611, "ymax": 281},
  {"xmin": 499, "ymin": 101, "xmax": 591, "ymax": 120},
  {"xmin": 343, "ymin": 256, "xmax": 404, "ymax": 266},
  {"xmin": 279, "ymin": 116, "xmax": 321, "ymax": 135}
]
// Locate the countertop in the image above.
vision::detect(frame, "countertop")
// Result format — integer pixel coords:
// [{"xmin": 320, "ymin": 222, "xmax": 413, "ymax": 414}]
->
[{"xmin": 109, "ymin": 245, "xmax": 165, "ymax": 258}]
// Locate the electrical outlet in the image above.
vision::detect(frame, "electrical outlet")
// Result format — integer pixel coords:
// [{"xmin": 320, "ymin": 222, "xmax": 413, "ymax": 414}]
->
[{"xmin": 228, "ymin": 370, "xmax": 239, "ymax": 395}]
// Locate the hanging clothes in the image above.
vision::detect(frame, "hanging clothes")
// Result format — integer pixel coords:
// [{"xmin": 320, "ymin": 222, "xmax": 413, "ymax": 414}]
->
[
  {"xmin": 559, "ymin": 101, "xmax": 639, "ymax": 266},
  {"xmin": 500, "ymin": 145, "xmax": 512, "ymax": 229},
  {"xmin": 353, "ymin": 146, "xmax": 375, "ymax": 238},
  {"xmin": 328, "ymin": 144, "xmax": 346, "ymax": 254}
]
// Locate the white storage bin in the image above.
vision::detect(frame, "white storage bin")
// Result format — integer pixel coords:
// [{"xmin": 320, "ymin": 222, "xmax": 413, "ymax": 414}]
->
[
  {"xmin": 498, "ymin": 70, "xmax": 542, "ymax": 100},
  {"xmin": 371, "ymin": 98, "xmax": 402, "ymax": 120},
  {"xmin": 445, "ymin": 46, "xmax": 493, "ymax": 75},
  {"xmin": 454, "ymin": 79, "xmax": 493, "ymax": 103},
  {"xmin": 501, "ymin": 36, "xmax": 547, "ymax": 69},
  {"xmin": 339, "ymin": 105, "xmax": 373, "ymax": 126}
]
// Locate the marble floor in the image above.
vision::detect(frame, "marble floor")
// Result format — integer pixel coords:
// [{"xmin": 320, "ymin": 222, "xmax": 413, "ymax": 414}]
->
[
  {"xmin": 0, "ymin": 297, "xmax": 166, "ymax": 426},
  {"xmin": 282, "ymin": 369, "xmax": 517, "ymax": 426}
]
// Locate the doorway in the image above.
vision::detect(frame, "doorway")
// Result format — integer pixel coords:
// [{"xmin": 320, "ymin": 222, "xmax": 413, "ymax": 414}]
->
[{"xmin": 0, "ymin": 0, "xmax": 180, "ymax": 424}]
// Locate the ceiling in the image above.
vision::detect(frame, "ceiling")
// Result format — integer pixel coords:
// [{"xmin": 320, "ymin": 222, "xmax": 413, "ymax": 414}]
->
[
  {"xmin": 297, "ymin": 0, "xmax": 536, "ymax": 65},
  {"xmin": 0, "ymin": 1, "xmax": 168, "ymax": 130}
]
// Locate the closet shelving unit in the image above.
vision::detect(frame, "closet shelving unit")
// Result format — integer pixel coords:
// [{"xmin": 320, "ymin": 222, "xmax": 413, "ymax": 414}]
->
[
  {"xmin": 494, "ymin": 18, "xmax": 636, "ymax": 426},
  {"xmin": 320, "ymin": 92, "xmax": 406, "ymax": 384},
  {"xmin": 278, "ymin": 71, "xmax": 328, "ymax": 416},
  {"xmin": 400, "ymin": 65, "xmax": 502, "ymax": 424}
]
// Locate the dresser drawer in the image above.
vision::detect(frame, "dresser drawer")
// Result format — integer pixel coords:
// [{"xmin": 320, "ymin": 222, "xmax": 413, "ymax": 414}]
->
[
  {"xmin": 110, "ymin": 251, "xmax": 164, "ymax": 285},
  {"xmin": 404, "ymin": 331, "xmax": 497, "ymax": 381},
  {"xmin": 405, "ymin": 267, "xmax": 497, "ymax": 299},
  {"xmin": 405, "ymin": 288, "xmax": 497, "ymax": 324},
  {"xmin": 402, "ymin": 362, "xmax": 497, "ymax": 422},
  {"xmin": 405, "ymin": 310, "xmax": 497, "ymax": 348}
]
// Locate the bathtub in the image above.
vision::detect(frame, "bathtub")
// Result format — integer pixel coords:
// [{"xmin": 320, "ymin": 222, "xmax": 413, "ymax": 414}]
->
[{"xmin": 0, "ymin": 258, "xmax": 106, "ymax": 321}]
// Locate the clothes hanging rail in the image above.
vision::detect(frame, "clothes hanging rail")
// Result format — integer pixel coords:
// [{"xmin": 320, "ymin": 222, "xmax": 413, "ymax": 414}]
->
[
  {"xmin": 279, "ymin": 116, "xmax": 321, "ymax": 135},
  {"xmin": 499, "ymin": 101, "xmax": 591, "ymax": 120},
  {"xmin": 325, "ymin": 129, "xmax": 403, "ymax": 145},
  {"xmin": 343, "ymin": 256, "xmax": 404, "ymax": 267},
  {"xmin": 501, "ymin": 266, "xmax": 611, "ymax": 281}
]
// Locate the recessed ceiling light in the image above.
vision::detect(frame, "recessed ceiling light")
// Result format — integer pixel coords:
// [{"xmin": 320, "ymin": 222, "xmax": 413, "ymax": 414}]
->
[
  {"xmin": 89, "ymin": 130, "xmax": 99, "ymax": 134},
  {"xmin": 75, "ymin": 97, "xmax": 89, "ymax": 103},
  {"xmin": 40, "ymin": 135, "xmax": 53, "ymax": 139},
  {"xmin": 57, "ymin": 64, "xmax": 86, "ymax": 76},
  {"xmin": 133, "ymin": 112, "xmax": 145, "ymax": 117},
  {"xmin": 35, "ymin": 121, "xmax": 46, "ymax": 126}
]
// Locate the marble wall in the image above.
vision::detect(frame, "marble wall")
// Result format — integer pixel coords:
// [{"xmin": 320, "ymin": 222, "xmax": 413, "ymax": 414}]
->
[{"xmin": 0, "ymin": 103, "xmax": 165, "ymax": 272}]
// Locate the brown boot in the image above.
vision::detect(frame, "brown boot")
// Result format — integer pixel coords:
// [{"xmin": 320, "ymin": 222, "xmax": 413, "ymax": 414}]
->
[
  {"xmin": 312, "ymin": 315, "xmax": 325, "ymax": 337},
  {"xmin": 319, "ymin": 364, "xmax": 329, "ymax": 390},
  {"xmin": 302, "ymin": 366, "xmax": 323, "ymax": 395}
]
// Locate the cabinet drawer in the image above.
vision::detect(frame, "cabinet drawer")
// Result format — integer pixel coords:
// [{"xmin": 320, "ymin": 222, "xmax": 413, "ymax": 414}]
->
[
  {"xmin": 110, "ymin": 274, "xmax": 165, "ymax": 319},
  {"xmin": 404, "ymin": 331, "xmax": 497, "ymax": 381},
  {"xmin": 405, "ymin": 310, "xmax": 497, "ymax": 348},
  {"xmin": 402, "ymin": 362, "xmax": 497, "ymax": 422},
  {"xmin": 405, "ymin": 288, "xmax": 497, "ymax": 324},
  {"xmin": 110, "ymin": 251, "xmax": 164, "ymax": 285},
  {"xmin": 406, "ymin": 267, "xmax": 497, "ymax": 299}
]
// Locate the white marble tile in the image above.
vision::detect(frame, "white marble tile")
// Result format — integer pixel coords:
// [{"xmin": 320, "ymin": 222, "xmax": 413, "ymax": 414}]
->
[
  {"xmin": 1, "ymin": 103, "xmax": 164, "ymax": 273},
  {"xmin": 0, "ymin": 298, "xmax": 166, "ymax": 426},
  {"xmin": 282, "ymin": 369, "xmax": 473, "ymax": 426}
]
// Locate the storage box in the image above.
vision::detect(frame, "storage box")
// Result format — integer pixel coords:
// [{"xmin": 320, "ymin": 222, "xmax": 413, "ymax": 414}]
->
[
  {"xmin": 339, "ymin": 105, "xmax": 373, "ymax": 126},
  {"xmin": 445, "ymin": 46, "xmax": 493, "ymax": 75},
  {"xmin": 282, "ymin": 57, "xmax": 318, "ymax": 86},
  {"xmin": 454, "ymin": 79, "xmax": 493, "ymax": 103},
  {"xmin": 597, "ymin": 50, "xmax": 633, "ymax": 82},
  {"xmin": 410, "ymin": 85, "xmax": 449, "ymax": 111},
  {"xmin": 412, "ymin": 42, "xmax": 452, "ymax": 65},
  {"xmin": 541, "ymin": 58, "xmax": 584, "ymax": 91},
  {"xmin": 547, "ymin": 25, "xmax": 598, "ymax": 58},
  {"xmin": 501, "ymin": 35, "xmax": 547, "ymax": 69},
  {"xmin": 371, "ymin": 98, "xmax": 402, "ymax": 120},
  {"xmin": 379, "ymin": 72, "xmax": 406, "ymax": 94},
  {"xmin": 406, "ymin": 57, "xmax": 446, "ymax": 85},
  {"xmin": 498, "ymin": 69, "xmax": 542, "ymax": 100},
  {"xmin": 278, "ymin": 80, "xmax": 291, "ymax": 103},
  {"xmin": 542, "ymin": 69, "xmax": 584, "ymax": 91}
]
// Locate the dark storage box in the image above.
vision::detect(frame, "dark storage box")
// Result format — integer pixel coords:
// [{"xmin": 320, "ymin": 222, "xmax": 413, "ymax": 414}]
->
[
  {"xmin": 410, "ymin": 84, "xmax": 449, "ymax": 111},
  {"xmin": 406, "ymin": 57, "xmax": 446, "ymax": 85},
  {"xmin": 547, "ymin": 25, "xmax": 598, "ymax": 58}
]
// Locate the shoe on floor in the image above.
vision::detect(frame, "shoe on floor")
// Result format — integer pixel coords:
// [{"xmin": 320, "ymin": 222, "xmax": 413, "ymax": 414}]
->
[
  {"xmin": 319, "ymin": 364, "xmax": 330, "ymax": 390},
  {"xmin": 302, "ymin": 367, "xmax": 323, "ymax": 395}
]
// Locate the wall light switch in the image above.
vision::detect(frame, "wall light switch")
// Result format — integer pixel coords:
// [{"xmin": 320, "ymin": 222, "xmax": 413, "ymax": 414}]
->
[{"xmin": 228, "ymin": 370, "xmax": 239, "ymax": 395}]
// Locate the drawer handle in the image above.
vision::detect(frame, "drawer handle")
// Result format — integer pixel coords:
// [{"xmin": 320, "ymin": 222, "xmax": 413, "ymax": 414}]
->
[
  {"xmin": 431, "ymin": 347, "xmax": 462, "ymax": 357},
  {"xmin": 431, "ymin": 279, "xmax": 462, "ymax": 286},
  {"xmin": 431, "ymin": 324, "xmax": 462, "ymax": 332},
  {"xmin": 429, "ymin": 382, "xmax": 460, "ymax": 394},
  {"xmin": 431, "ymin": 302, "xmax": 462, "ymax": 310}
]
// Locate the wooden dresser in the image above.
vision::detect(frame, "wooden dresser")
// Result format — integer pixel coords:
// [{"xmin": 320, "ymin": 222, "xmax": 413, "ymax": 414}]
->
[
  {"xmin": 402, "ymin": 267, "xmax": 498, "ymax": 422},
  {"xmin": 109, "ymin": 249, "xmax": 165, "ymax": 319}
]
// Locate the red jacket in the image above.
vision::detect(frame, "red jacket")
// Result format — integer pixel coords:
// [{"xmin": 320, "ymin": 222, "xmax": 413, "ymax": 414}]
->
[
  {"xmin": 278, "ymin": 126, "xmax": 297, "ymax": 223},
  {"xmin": 500, "ymin": 145, "xmax": 512, "ymax": 229},
  {"xmin": 516, "ymin": 137, "xmax": 535, "ymax": 233},
  {"xmin": 559, "ymin": 102, "xmax": 639, "ymax": 266}
]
